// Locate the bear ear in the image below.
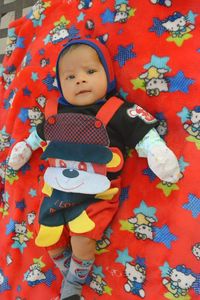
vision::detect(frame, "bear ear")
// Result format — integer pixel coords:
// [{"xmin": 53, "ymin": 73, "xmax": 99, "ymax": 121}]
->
[{"xmin": 106, "ymin": 147, "xmax": 124, "ymax": 172}]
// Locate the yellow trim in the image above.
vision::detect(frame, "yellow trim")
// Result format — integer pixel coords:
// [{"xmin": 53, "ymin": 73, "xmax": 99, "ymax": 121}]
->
[
  {"xmin": 42, "ymin": 182, "xmax": 53, "ymax": 196},
  {"xmin": 69, "ymin": 211, "xmax": 95, "ymax": 233},
  {"xmin": 35, "ymin": 225, "xmax": 64, "ymax": 247},
  {"xmin": 95, "ymin": 188, "xmax": 119, "ymax": 200},
  {"xmin": 107, "ymin": 152, "xmax": 121, "ymax": 168}
]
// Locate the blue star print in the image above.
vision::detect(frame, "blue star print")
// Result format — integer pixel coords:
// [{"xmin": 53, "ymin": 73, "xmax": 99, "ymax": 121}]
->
[
  {"xmin": 119, "ymin": 186, "xmax": 129, "ymax": 205},
  {"xmin": 18, "ymin": 108, "xmax": 28, "ymax": 123},
  {"xmin": 6, "ymin": 218, "xmax": 16, "ymax": 235},
  {"xmin": 77, "ymin": 12, "xmax": 85, "ymax": 22},
  {"xmin": 143, "ymin": 167, "xmax": 157, "ymax": 182},
  {"xmin": 44, "ymin": 34, "xmax": 51, "ymax": 45},
  {"xmin": 115, "ymin": 248, "xmax": 133, "ymax": 265},
  {"xmin": 0, "ymin": 270, "xmax": 11, "ymax": 293},
  {"xmin": 43, "ymin": 74, "xmax": 57, "ymax": 91},
  {"xmin": 29, "ymin": 189, "xmax": 37, "ymax": 197},
  {"xmin": 183, "ymin": 193, "xmax": 200, "ymax": 218},
  {"xmin": 187, "ymin": 10, "xmax": 198, "ymax": 24},
  {"xmin": 31, "ymin": 72, "xmax": 38, "ymax": 81},
  {"xmin": 23, "ymin": 87, "xmax": 31, "ymax": 96},
  {"xmin": 179, "ymin": 156, "xmax": 189, "ymax": 172},
  {"xmin": 93, "ymin": 265, "xmax": 105, "ymax": 277},
  {"xmin": 168, "ymin": 71, "xmax": 195, "ymax": 93},
  {"xmin": 177, "ymin": 107, "xmax": 190, "ymax": 123},
  {"xmin": 16, "ymin": 37, "xmax": 25, "ymax": 48},
  {"xmin": 154, "ymin": 225, "xmax": 177, "ymax": 248},
  {"xmin": 134, "ymin": 200, "xmax": 157, "ymax": 220},
  {"xmin": 119, "ymin": 88, "xmax": 128, "ymax": 100},
  {"xmin": 144, "ymin": 55, "xmax": 170, "ymax": 71},
  {"xmin": 101, "ymin": 8, "xmax": 115, "ymax": 24},
  {"xmin": 68, "ymin": 25, "xmax": 80, "ymax": 40},
  {"xmin": 114, "ymin": 44, "xmax": 136, "ymax": 67},
  {"xmin": 0, "ymin": 65, "xmax": 5, "ymax": 76},
  {"xmin": 16, "ymin": 200, "xmax": 26, "ymax": 211},
  {"xmin": 159, "ymin": 262, "xmax": 171, "ymax": 277},
  {"xmin": 44, "ymin": 270, "xmax": 56, "ymax": 286},
  {"xmin": 149, "ymin": 18, "xmax": 166, "ymax": 36}
]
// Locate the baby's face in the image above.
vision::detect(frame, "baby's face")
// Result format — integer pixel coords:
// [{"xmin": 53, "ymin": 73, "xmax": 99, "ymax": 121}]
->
[{"xmin": 59, "ymin": 45, "xmax": 107, "ymax": 106}]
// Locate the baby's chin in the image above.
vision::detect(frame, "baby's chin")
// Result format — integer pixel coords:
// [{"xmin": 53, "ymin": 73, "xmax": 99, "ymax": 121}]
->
[{"xmin": 72, "ymin": 94, "xmax": 101, "ymax": 106}]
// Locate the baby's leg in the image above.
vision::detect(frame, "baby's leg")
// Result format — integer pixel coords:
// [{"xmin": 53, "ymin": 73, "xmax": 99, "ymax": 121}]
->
[
  {"xmin": 48, "ymin": 245, "xmax": 72, "ymax": 277},
  {"xmin": 61, "ymin": 236, "xmax": 96, "ymax": 300}
]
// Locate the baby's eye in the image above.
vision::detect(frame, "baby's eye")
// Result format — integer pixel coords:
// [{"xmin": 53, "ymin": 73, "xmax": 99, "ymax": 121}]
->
[
  {"xmin": 87, "ymin": 69, "xmax": 96, "ymax": 74},
  {"xmin": 66, "ymin": 75, "xmax": 75, "ymax": 80}
]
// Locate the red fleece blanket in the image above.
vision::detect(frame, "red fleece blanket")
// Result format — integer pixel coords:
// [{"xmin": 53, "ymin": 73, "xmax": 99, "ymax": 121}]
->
[{"xmin": 0, "ymin": 1, "xmax": 199, "ymax": 299}]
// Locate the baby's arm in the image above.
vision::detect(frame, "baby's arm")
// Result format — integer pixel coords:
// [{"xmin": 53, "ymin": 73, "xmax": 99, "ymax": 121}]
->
[
  {"xmin": 8, "ymin": 130, "xmax": 44, "ymax": 170},
  {"xmin": 135, "ymin": 128, "xmax": 181, "ymax": 183}
]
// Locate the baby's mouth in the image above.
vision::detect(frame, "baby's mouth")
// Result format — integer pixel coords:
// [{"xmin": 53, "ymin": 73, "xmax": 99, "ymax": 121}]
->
[{"xmin": 76, "ymin": 90, "xmax": 91, "ymax": 95}]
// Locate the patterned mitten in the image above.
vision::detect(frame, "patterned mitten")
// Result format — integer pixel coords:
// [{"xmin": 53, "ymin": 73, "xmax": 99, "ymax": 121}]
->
[
  {"xmin": 8, "ymin": 141, "xmax": 33, "ymax": 170},
  {"xmin": 147, "ymin": 144, "xmax": 181, "ymax": 183}
]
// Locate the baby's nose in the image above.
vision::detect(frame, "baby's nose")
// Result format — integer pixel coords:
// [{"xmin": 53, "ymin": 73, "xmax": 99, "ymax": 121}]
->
[
  {"xmin": 76, "ymin": 79, "xmax": 86, "ymax": 85},
  {"xmin": 62, "ymin": 169, "xmax": 79, "ymax": 178}
]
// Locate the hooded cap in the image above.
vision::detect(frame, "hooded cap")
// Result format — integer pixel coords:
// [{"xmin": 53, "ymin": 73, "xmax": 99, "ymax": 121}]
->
[{"xmin": 56, "ymin": 38, "xmax": 116, "ymax": 105}]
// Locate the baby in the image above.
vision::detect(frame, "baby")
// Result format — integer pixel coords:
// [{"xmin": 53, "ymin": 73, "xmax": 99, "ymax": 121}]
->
[{"xmin": 8, "ymin": 38, "xmax": 180, "ymax": 300}]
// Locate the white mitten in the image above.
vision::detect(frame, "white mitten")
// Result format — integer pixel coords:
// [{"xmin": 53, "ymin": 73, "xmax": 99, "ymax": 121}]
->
[
  {"xmin": 147, "ymin": 144, "xmax": 181, "ymax": 183},
  {"xmin": 8, "ymin": 141, "xmax": 33, "ymax": 170}
]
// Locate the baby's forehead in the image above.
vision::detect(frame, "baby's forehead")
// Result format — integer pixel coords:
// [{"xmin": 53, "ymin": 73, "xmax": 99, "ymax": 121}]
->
[{"xmin": 59, "ymin": 45, "xmax": 101, "ymax": 70}]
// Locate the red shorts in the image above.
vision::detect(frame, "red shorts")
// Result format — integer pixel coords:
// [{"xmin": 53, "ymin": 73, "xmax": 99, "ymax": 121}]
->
[{"xmin": 35, "ymin": 178, "xmax": 121, "ymax": 250}]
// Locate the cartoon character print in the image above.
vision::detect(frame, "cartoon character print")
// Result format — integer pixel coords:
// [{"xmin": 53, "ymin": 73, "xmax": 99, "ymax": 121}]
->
[
  {"xmin": 96, "ymin": 227, "xmax": 112, "ymax": 253},
  {"xmin": 0, "ymin": 161, "xmax": 7, "ymax": 184},
  {"xmin": 40, "ymin": 57, "xmax": 50, "ymax": 68},
  {"xmin": 0, "ymin": 132, "xmax": 11, "ymax": 151},
  {"xmin": 156, "ymin": 119, "xmax": 168, "ymax": 138},
  {"xmin": 27, "ymin": 212, "xmax": 36, "ymax": 225},
  {"xmin": 162, "ymin": 12, "xmax": 195, "ymax": 38},
  {"xmin": 192, "ymin": 243, "xmax": 200, "ymax": 260},
  {"xmin": 139, "ymin": 66, "xmax": 169, "ymax": 96},
  {"xmin": 29, "ymin": 1, "xmax": 46, "ymax": 23},
  {"xmin": 124, "ymin": 262, "xmax": 146, "ymax": 298},
  {"xmin": 89, "ymin": 273, "xmax": 107, "ymax": 295},
  {"xmin": 5, "ymin": 32, "xmax": 17, "ymax": 57},
  {"xmin": 96, "ymin": 235, "xmax": 111, "ymax": 252},
  {"xmin": 24, "ymin": 258, "xmax": 56, "ymax": 287},
  {"xmin": 36, "ymin": 95, "xmax": 47, "ymax": 108},
  {"xmin": 114, "ymin": 1, "xmax": 131, "ymax": 23},
  {"xmin": 5, "ymin": 164, "xmax": 18, "ymax": 185},
  {"xmin": 96, "ymin": 33, "xmax": 109, "ymax": 44},
  {"xmin": 128, "ymin": 213, "xmax": 156, "ymax": 240},
  {"xmin": 150, "ymin": 0, "xmax": 171, "ymax": 7},
  {"xmin": 86, "ymin": 19, "xmax": 95, "ymax": 30},
  {"xmin": 28, "ymin": 106, "xmax": 44, "ymax": 127},
  {"xmin": 50, "ymin": 23, "xmax": 69, "ymax": 44},
  {"xmin": 6, "ymin": 254, "xmax": 12, "ymax": 265},
  {"xmin": 183, "ymin": 106, "xmax": 200, "ymax": 140},
  {"xmin": 162, "ymin": 265, "xmax": 196, "ymax": 298},
  {"xmin": 78, "ymin": 0, "xmax": 93, "ymax": 10},
  {"xmin": 0, "ymin": 269, "xmax": 11, "ymax": 293},
  {"xmin": 12, "ymin": 222, "xmax": 31, "ymax": 253},
  {"xmin": 2, "ymin": 71, "xmax": 16, "ymax": 90},
  {"xmin": 12, "ymin": 222, "xmax": 29, "ymax": 244},
  {"xmin": 4, "ymin": 89, "xmax": 17, "ymax": 109},
  {"xmin": 24, "ymin": 263, "xmax": 46, "ymax": 286},
  {"xmin": 0, "ymin": 191, "xmax": 9, "ymax": 217},
  {"xmin": 21, "ymin": 52, "xmax": 32, "ymax": 69}
]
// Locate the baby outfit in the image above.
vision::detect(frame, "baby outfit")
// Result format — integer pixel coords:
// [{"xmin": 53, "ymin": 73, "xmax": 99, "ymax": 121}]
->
[{"xmin": 8, "ymin": 38, "xmax": 180, "ymax": 300}]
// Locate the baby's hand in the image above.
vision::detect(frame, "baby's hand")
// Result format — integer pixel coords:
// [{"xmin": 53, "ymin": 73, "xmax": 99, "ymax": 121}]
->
[
  {"xmin": 147, "ymin": 144, "xmax": 181, "ymax": 183},
  {"xmin": 8, "ymin": 141, "xmax": 33, "ymax": 170}
]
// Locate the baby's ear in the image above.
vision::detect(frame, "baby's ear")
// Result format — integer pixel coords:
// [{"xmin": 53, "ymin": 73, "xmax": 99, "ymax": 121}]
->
[{"xmin": 106, "ymin": 147, "xmax": 124, "ymax": 172}]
